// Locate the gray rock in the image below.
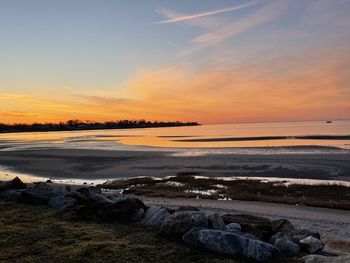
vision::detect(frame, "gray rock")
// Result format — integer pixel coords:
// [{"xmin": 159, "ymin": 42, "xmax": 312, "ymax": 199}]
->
[
  {"xmin": 274, "ymin": 236, "xmax": 300, "ymax": 255},
  {"xmin": 183, "ymin": 228, "xmax": 278, "ymax": 262},
  {"xmin": 142, "ymin": 206, "xmax": 170, "ymax": 226},
  {"xmin": 48, "ymin": 196, "xmax": 79, "ymax": 210},
  {"xmin": 300, "ymin": 236, "xmax": 324, "ymax": 254},
  {"xmin": 222, "ymin": 214, "xmax": 272, "ymax": 240},
  {"xmin": 76, "ymin": 186, "xmax": 102, "ymax": 196},
  {"xmin": 226, "ymin": 223, "xmax": 242, "ymax": 232},
  {"xmin": 0, "ymin": 189, "xmax": 23, "ymax": 200},
  {"xmin": 294, "ymin": 229, "xmax": 321, "ymax": 241},
  {"xmin": 161, "ymin": 211, "xmax": 208, "ymax": 236},
  {"xmin": 88, "ymin": 193, "xmax": 115, "ymax": 205},
  {"xmin": 271, "ymin": 219, "xmax": 296, "ymax": 234},
  {"xmin": 208, "ymin": 213, "xmax": 226, "ymax": 231},
  {"xmin": 19, "ymin": 189, "xmax": 60, "ymax": 205}
]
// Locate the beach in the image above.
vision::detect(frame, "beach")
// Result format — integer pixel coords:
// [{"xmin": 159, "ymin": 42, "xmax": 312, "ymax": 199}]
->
[{"xmin": 0, "ymin": 148, "xmax": 350, "ymax": 183}]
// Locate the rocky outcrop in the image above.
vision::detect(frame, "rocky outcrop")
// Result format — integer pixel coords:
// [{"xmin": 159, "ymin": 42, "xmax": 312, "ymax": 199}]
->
[
  {"xmin": 161, "ymin": 211, "xmax": 208, "ymax": 236},
  {"xmin": 183, "ymin": 228, "xmax": 279, "ymax": 262}
]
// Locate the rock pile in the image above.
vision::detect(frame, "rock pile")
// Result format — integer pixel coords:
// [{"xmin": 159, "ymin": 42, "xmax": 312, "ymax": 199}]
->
[{"xmin": 0, "ymin": 177, "xmax": 341, "ymax": 262}]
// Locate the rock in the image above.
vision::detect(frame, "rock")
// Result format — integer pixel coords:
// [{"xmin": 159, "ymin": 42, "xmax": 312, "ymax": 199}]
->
[
  {"xmin": 97, "ymin": 197, "xmax": 146, "ymax": 222},
  {"xmin": 294, "ymin": 229, "xmax": 321, "ymax": 241},
  {"xmin": 271, "ymin": 219, "xmax": 296, "ymax": 234},
  {"xmin": 48, "ymin": 196, "xmax": 79, "ymax": 211},
  {"xmin": 19, "ymin": 189, "xmax": 60, "ymax": 205},
  {"xmin": 274, "ymin": 235, "xmax": 300, "ymax": 255},
  {"xmin": 208, "ymin": 213, "xmax": 226, "ymax": 231},
  {"xmin": 302, "ymin": 255, "xmax": 350, "ymax": 263},
  {"xmin": 177, "ymin": 206, "xmax": 199, "ymax": 212},
  {"xmin": 270, "ymin": 232, "xmax": 298, "ymax": 245},
  {"xmin": 87, "ymin": 193, "xmax": 115, "ymax": 205},
  {"xmin": 0, "ymin": 189, "xmax": 23, "ymax": 200},
  {"xmin": 142, "ymin": 206, "xmax": 171, "ymax": 226},
  {"xmin": 130, "ymin": 208, "xmax": 145, "ymax": 222},
  {"xmin": 32, "ymin": 182, "xmax": 54, "ymax": 191},
  {"xmin": 300, "ymin": 236, "xmax": 324, "ymax": 254},
  {"xmin": 0, "ymin": 177, "xmax": 27, "ymax": 191},
  {"xmin": 76, "ymin": 186, "xmax": 102, "ymax": 196},
  {"xmin": 222, "ymin": 214, "xmax": 272, "ymax": 240},
  {"xmin": 161, "ymin": 211, "xmax": 208, "ymax": 236},
  {"xmin": 226, "ymin": 223, "xmax": 242, "ymax": 232},
  {"xmin": 183, "ymin": 228, "xmax": 278, "ymax": 262}
]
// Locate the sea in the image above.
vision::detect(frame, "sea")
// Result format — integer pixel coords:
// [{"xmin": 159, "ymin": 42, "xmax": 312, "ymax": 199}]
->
[{"xmin": 0, "ymin": 120, "xmax": 349, "ymax": 154}]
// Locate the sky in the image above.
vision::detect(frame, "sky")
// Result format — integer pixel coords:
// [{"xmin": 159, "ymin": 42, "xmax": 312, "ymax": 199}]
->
[{"xmin": 0, "ymin": 0, "xmax": 350, "ymax": 124}]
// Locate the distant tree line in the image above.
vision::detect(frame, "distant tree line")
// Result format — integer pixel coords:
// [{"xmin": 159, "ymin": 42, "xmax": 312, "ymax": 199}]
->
[{"xmin": 0, "ymin": 119, "xmax": 200, "ymax": 133}]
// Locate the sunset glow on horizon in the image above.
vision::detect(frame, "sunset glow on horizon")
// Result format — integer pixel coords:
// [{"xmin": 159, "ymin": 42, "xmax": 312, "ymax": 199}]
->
[{"xmin": 1, "ymin": 0, "xmax": 350, "ymax": 124}]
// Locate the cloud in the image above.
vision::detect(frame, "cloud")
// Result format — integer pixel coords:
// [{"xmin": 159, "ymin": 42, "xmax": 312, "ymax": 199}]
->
[
  {"xmin": 154, "ymin": 1, "xmax": 258, "ymax": 25},
  {"xmin": 194, "ymin": 0, "xmax": 291, "ymax": 46}
]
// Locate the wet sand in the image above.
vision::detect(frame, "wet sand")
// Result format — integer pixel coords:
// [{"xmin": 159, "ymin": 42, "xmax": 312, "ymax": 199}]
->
[{"xmin": 0, "ymin": 148, "xmax": 349, "ymax": 181}]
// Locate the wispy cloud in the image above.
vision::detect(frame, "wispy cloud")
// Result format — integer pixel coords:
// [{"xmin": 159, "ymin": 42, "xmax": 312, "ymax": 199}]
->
[
  {"xmin": 194, "ymin": 0, "xmax": 291, "ymax": 46},
  {"xmin": 154, "ymin": 1, "xmax": 258, "ymax": 25}
]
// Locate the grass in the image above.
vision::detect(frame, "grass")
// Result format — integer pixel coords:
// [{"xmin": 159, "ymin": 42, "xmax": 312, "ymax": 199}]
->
[
  {"xmin": 0, "ymin": 200, "xmax": 298, "ymax": 263},
  {"xmin": 100, "ymin": 174, "xmax": 350, "ymax": 210}
]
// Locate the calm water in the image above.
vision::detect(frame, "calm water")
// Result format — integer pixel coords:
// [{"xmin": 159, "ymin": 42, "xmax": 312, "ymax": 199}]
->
[{"xmin": 0, "ymin": 120, "xmax": 350, "ymax": 154}]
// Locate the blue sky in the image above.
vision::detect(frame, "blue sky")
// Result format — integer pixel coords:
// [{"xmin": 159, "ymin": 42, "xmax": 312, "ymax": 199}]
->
[{"xmin": 0, "ymin": 0, "xmax": 350, "ymax": 123}]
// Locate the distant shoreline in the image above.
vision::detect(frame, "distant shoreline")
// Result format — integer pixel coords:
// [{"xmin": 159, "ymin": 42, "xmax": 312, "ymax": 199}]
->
[{"xmin": 0, "ymin": 120, "xmax": 200, "ymax": 134}]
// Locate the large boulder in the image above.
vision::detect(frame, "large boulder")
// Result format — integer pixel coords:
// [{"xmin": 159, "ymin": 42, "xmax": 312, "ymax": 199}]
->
[
  {"xmin": 19, "ymin": 188, "xmax": 60, "ymax": 205},
  {"xmin": 274, "ymin": 235, "xmax": 300, "ymax": 255},
  {"xmin": 160, "ymin": 211, "xmax": 208, "ymax": 236},
  {"xmin": 142, "ymin": 206, "xmax": 171, "ymax": 226},
  {"xmin": 222, "ymin": 214, "xmax": 272, "ymax": 240},
  {"xmin": 208, "ymin": 213, "xmax": 226, "ymax": 231},
  {"xmin": 226, "ymin": 223, "xmax": 242, "ymax": 232},
  {"xmin": 97, "ymin": 197, "xmax": 146, "ymax": 222},
  {"xmin": 0, "ymin": 177, "xmax": 27, "ymax": 191},
  {"xmin": 48, "ymin": 196, "xmax": 79, "ymax": 211},
  {"xmin": 183, "ymin": 228, "xmax": 279, "ymax": 262},
  {"xmin": 300, "ymin": 236, "xmax": 324, "ymax": 254},
  {"xmin": 271, "ymin": 219, "xmax": 296, "ymax": 234}
]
